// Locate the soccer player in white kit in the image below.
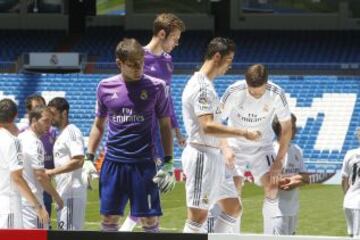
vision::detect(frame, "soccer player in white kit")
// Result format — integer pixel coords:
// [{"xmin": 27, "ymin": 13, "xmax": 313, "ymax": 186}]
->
[
  {"xmin": 220, "ymin": 64, "xmax": 292, "ymax": 232},
  {"xmin": 0, "ymin": 99, "xmax": 48, "ymax": 229},
  {"xmin": 46, "ymin": 97, "xmax": 86, "ymax": 230},
  {"xmin": 182, "ymin": 37, "xmax": 260, "ymax": 233},
  {"xmin": 263, "ymin": 113, "xmax": 308, "ymax": 235},
  {"xmin": 341, "ymin": 127, "xmax": 360, "ymax": 238},
  {"xmin": 19, "ymin": 106, "xmax": 64, "ymax": 229}
]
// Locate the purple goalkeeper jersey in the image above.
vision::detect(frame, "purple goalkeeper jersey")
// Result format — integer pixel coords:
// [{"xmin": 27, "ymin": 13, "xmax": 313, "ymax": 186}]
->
[
  {"xmin": 96, "ymin": 74, "xmax": 170, "ymax": 163},
  {"xmin": 143, "ymin": 48, "xmax": 179, "ymax": 129}
]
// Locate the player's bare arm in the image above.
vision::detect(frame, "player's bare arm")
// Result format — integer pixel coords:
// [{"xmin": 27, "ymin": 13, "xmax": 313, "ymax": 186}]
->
[
  {"xmin": 279, "ymin": 173, "xmax": 310, "ymax": 190},
  {"xmin": 46, "ymin": 155, "xmax": 84, "ymax": 177},
  {"xmin": 159, "ymin": 117, "xmax": 173, "ymax": 156},
  {"xmin": 174, "ymin": 127, "xmax": 186, "ymax": 147},
  {"xmin": 11, "ymin": 169, "xmax": 49, "ymax": 224},
  {"xmin": 219, "ymin": 139, "xmax": 235, "ymax": 169},
  {"xmin": 33, "ymin": 168, "xmax": 64, "ymax": 209},
  {"xmin": 342, "ymin": 176, "xmax": 350, "ymax": 194},
  {"xmin": 198, "ymin": 114, "xmax": 261, "ymax": 140},
  {"xmin": 87, "ymin": 116, "xmax": 107, "ymax": 155},
  {"xmin": 270, "ymin": 119, "xmax": 292, "ymax": 184}
]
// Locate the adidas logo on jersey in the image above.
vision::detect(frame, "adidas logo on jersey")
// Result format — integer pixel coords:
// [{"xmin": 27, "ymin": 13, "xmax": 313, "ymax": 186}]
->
[{"xmin": 111, "ymin": 92, "xmax": 118, "ymax": 99}]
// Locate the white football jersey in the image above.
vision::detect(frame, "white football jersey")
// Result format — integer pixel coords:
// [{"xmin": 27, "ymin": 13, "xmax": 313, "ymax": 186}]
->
[
  {"xmin": 53, "ymin": 124, "xmax": 85, "ymax": 198},
  {"xmin": 0, "ymin": 128, "xmax": 23, "ymax": 215},
  {"xmin": 18, "ymin": 129, "xmax": 45, "ymax": 206},
  {"xmin": 221, "ymin": 80, "xmax": 291, "ymax": 148},
  {"xmin": 341, "ymin": 148, "xmax": 360, "ymax": 209},
  {"xmin": 182, "ymin": 72, "xmax": 222, "ymax": 148},
  {"xmin": 274, "ymin": 142, "xmax": 305, "ymax": 216}
]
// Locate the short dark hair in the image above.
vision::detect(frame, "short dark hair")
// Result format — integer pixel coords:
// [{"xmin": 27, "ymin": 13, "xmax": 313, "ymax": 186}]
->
[
  {"xmin": 245, "ymin": 64, "xmax": 268, "ymax": 88},
  {"xmin": 0, "ymin": 98, "xmax": 17, "ymax": 123},
  {"xmin": 48, "ymin": 97, "xmax": 69, "ymax": 115},
  {"xmin": 272, "ymin": 113, "xmax": 297, "ymax": 138},
  {"xmin": 29, "ymin": 106, "xmax": 50, "ymax": 124},
  {"xmin": 204, "ymin": 37, "xmax": 236, "ymax": 60},
  {"xmin": 115, "ymin": 38, "xmax": 144, "ymax": 62},
  {"xmin": 153, "ymin": 13, "xmax": 185, "ymax": 37},
  {"xmin": 25, "ymin": 94, "xmax": 46, "ymax": 112}
]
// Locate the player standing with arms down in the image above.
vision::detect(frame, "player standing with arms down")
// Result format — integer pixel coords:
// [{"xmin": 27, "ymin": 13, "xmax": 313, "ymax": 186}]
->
[
  {"xmin": 182, "ymin": 37, "xmax": 260, "ymax": 233},
  {"xmin": 18, "ymin": 94, "xmax": 57, "ymax": 228},
  {"xmin": 0, "ymin": 99, "xmax": 48, "ymax": 228},
  {"xmin": 46, "ymin": 97, "xmax": 86, "ymax": 230},
  {"xmin": 19, "ymin": 106, "xmax": 63, "ymax": 229},
  {"xmin": 86, "ymin": 38, "xmax": 174, "ymax": 232},
  {"xmin": 120, "ymin": 13, "xmax": 185, "ymax": 231},
  {"xmin": 220, "ymin": 64, "xmax": 292, "ymax": 232}
]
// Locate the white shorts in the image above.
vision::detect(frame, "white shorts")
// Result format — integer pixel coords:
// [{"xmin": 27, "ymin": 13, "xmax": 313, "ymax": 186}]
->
[
  {"xmin": 57, "ymin": 196, "xmax": 86, "ymax": 230},
  {"xmin": 22, "ymin": 205, "xmax": 48, "ymax": 229},
  {"xmin": 231, "ymin": 145, "xmax": 276, "ymax": 186},
  {"xmin": 344, "ymin": 208, "xmax": 360, "ymax": 237},
  {"xmin": 264, "ymin": 215, "xmax": 297, "ymax": 235},
  {"xmin": 182, "ymin": 145, "xmax": 238, "ymax": 210},
  {"xmin": 0, "ymin": 213, "xmax": 23, "ymax": 229},
  {"xmin": 0, "ymin": 197, "xmax": 23, "ymax": 229}
]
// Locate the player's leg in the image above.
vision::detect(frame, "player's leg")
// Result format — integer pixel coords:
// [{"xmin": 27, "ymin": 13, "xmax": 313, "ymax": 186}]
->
[
  {"xmin": 211, "ymin": 151, "xmax": 241, "ymax": 233},
  {"xmin": 129, "ymin": 160, "xmax": 162, "ymax": 233},
  {"xmin": 119, "ymin": 215, "xmax": 139, "ymax": 231},
  {"xmin": 252, "ymin": 147, "xmax": 278, "ymax": 234},
  {"xmin": 344, "ymin": 208, "xmax": 354, "ymax": 237},
  {"xmin": 288, "ymin": 215, "xmax": 297, "ymax": 235},
  {"xmin": 352, "ymin": 209, "xmax": 360, "ymax": 237},
  {"xmin": 99, "ymin": 160, "xmax": 129, "ymax": 231},
  {"xmin": 43, "ymin": 191, "xmax": 52, "ymax": 229},
  {"xmin": 182, "ymin": 146, "xmax": 218, "ymax": 233},
  {"xmin": 272, "ymin": 216, "xmax": 290, "ymax": 235}
]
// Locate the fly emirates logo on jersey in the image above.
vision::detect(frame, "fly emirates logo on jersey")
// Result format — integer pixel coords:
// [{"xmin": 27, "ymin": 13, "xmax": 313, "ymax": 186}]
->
[
  {"xmin": 111, "ymin": 107, "xmax": 145, "ymax": 123},
  {"xmin": 236, "ymin": 112, "xmax": 267, "ymax": 123}
]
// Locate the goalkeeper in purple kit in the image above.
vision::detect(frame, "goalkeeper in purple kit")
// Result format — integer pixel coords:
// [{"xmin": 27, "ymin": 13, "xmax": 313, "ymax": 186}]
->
[{"xmin": 85, "ymin": 38, "xmax": 174, "ymax": 232}]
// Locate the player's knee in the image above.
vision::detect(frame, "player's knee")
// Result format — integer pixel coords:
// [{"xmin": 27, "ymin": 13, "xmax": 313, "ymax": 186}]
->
[
  {"xmin": 140, "ymin": 217, "xmax": 159, "ymax": 233},
  {"xmin": 101, "ymin": 215, "xmax": 120, "ymax": 225}
]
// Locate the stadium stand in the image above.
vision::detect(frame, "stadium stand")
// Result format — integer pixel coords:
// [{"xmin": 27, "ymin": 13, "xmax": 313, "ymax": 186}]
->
[
  {"xmin": 1, "ymin": 30, "xmax": 359, "ymax": 72},
  {"xmin": 0, "ymin": 73, "xmax": 358, "ymax": 172}
]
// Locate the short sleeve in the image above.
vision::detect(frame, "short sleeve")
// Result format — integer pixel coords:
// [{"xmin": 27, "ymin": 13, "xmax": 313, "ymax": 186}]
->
[
  {"xmin": 274, "ymin": 90, "xmax": 291, "ymax": 122},
  {"xmin": 66, "ymin": 127, "xmax": 85, "ymax": 158},
  {"xmin": 341, "ymin": 152, "xmax": 351, "ymax": 178},
  {"xmin": 9, "ymin": 138, "xmax": 24, "ymax": 172},
  {"xmin": 95, "ymin": 83, "xmax": 108, "ymax": 118},
  {"xmin": 194, "ymin": 85, "xmax": 216, "ymax": 117},
  {"xmin": 297, "ymin": 146, "xmax": 306, "ymax": 173},
  {"xmin": 155, "ymin": 82, "xmax": 171, "ymax": 118}
]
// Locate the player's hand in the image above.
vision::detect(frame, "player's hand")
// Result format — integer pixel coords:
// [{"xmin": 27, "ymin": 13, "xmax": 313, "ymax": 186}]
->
[
  {"xmin": 153, "ymin": 157, "xmax": 176, "ymax": 194},
  {"xmin": 35, "ymin": 205, "xmax": 49, "ymax": 226},
  {"xmin": 54, "ymin": 196, "xmax": 64, "ymax": 210},
  {"xmin": 175, "ymin": 130, "xmax": 186, "ymax": 148},
  {"xmin": 45, "ymin": 169, "xmax": 55, "ymax": 178},
  {"xmin": 279, "ymin": 175, "xmax": 303, "ymax": 190},
  {"xmin": 244, "ymin": 130, "xmax": 261, "ymax": 141},
  {"xmin": 83, "ymin": 153, "xmax": 99, "ymax": 190},
  {"xmin": 222, "ymin": 146, "xmax": 235, "ymax": 169}
]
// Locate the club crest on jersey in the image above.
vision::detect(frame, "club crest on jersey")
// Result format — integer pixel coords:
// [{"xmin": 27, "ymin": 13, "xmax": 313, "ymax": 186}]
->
[{"xmin": 140, "ymin": 90, "xmax": 148, "ymax": 100}]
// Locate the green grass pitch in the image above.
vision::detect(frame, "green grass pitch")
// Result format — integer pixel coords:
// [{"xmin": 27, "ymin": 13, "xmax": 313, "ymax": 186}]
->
[{"xmin": 51, "ymin": 181, "xmax": 347, "ymax": 236}]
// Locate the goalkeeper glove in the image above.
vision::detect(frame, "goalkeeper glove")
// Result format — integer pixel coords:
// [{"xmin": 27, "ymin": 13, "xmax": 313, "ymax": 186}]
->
[
  {"xmin": 82, "ymin": 153, "xmax": 98, "ymax": 190},
  {"xmin": 153, "ymin": 156, "xmax": 176, "ymax": 194}
]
